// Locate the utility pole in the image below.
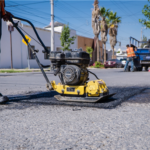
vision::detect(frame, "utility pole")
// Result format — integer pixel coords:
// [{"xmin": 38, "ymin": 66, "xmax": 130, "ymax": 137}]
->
[
  {"xmin": 51, "ymin": 0, "xmax": 54, "ymax": 51},
  {"xmin": 141, "ymin": 27, "xmax": 146, "ymax": 41},
  {"xmin": 141, "ymin": 28, "xmax": 143, "ymax": 42},
  {"xmin": 10, "ymin": 31, "xmax": 13, "ymax": 69}
]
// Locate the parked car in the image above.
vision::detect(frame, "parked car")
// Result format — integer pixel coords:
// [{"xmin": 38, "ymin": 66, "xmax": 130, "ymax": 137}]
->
[
  {"xmin": 120, "ymin": 58, "xmax": 127, "ymax": 67},
  {"xmin": 104, "ymin": 59, "xmax": 122, "ymax": 68}
]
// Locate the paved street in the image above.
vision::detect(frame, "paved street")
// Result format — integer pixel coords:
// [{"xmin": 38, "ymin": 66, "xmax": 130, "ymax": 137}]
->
[{"xmin": 0, "ymin": 69, "xmax": 150, "ymax": 149}]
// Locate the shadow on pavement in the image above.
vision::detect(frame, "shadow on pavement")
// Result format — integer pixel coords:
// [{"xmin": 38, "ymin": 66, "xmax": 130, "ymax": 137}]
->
[
  {"xmin": 0, "ymin": 86, "xmax": 149, "ymax": 111},
  {"xmin": 125, "ymin": 89, "xmax": 150, "ymax": 104}
]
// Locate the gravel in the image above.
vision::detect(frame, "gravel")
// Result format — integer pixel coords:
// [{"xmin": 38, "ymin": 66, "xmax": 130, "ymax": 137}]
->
[{"xmin": 1, "ymin": 93, "xmax": 150, "ymax": 150}]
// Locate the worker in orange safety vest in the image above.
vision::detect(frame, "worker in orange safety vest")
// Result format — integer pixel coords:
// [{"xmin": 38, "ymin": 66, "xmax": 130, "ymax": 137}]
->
[
  {"xmin": 124, "ymin": 45, "xmax": 136, "ymax": 72},
  {"xmin": 0, "ymin": 0, "xmax": 13, "ymax": 104}
]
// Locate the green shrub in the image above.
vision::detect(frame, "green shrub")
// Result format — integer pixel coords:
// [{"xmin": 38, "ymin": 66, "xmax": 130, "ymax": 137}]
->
[
  {"xmin": 94, "ymin": 61, "xmax": 104, "ymax": 68},
  {"xmin": 86, "ymin": 47, "xmax": 93, "ymax": 59}
]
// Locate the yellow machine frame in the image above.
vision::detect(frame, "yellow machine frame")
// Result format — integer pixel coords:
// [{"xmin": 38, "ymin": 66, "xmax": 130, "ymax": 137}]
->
[{"xmin": 51, "ymin": 80, "xmax": 109, "ymax": 97}]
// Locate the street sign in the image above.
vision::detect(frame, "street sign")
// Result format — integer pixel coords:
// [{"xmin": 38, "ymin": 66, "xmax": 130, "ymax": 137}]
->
[
  {"xmin": 8, "ymin": 25, "xmax": 14, "ymax": 32},
  {"xmin": 22, "ymin": 35, "xmax": 31, "ymax": 45}
]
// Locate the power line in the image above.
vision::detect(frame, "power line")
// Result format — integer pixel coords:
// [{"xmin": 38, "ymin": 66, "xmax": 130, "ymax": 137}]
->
[
  {"xmin": 54, "ymin": 3, "xmax": 88, "ymax": 23},
  {"xmin": 18, "ymin": 26, "xmax": 43, "ymax": 46},
  {"xmin": 17, "ymin": 12, "xmax": 127, "ymax": 40},
  {"xmin": 6, "ymin": 1, "xmax": 49, "ymax": 7},
  {"xmin": 118, "ymin": 0, "xmax": 139, "ymax": 21},
  {"xmin": 6, "ymin": 4, "xmax": 50, "ymax": 20},
  {"xmin": 7, "ymin": 8, "xmax": 50, "ymax": 20},
  {"xmin": 54, "ymin": 16, "xmax": 94, "ymax": 37},
  {"xmin": 6, "ymin": 1, "xmax": 51, "ymax": 26},
  {"xmin": 6, "ymin": 1, "xmax": 94, "ymax": 37},
  {"xmin": 53, "ymin": 3, "xmax": 96, "ymax": 36},
  {"xmin": 6, "ymin": 0, "xmax": 51, "ymax": 18},
  {"xmin": 9, "ymin": 7, "xmax": 94, "ymax": 38},
  {"xmin": 6, "ymin": 0, "xmax": 137, "ymax": 45},
  {"xmin": 12, "ymin": 11, "xmax": 94, "ymax": 39},
  {"xmin": 59, "ymin": 1, "xmax": 89, "ymax": 16},
  {"xmin": 12, "ymin": 12, "xmax": 48, "ymax": 26},
  {"xmin": 109, "ymin": 0, "xmax": 138, "ymax": 22},
  {"xmin": 57, "ymin": 13, "xmax": 142, "ymax": 19}
]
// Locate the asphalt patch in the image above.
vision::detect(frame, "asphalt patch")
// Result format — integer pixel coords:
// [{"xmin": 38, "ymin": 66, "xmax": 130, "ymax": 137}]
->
[
  {"xmin": 1, "ymin": 87, "xmax": 147, "ymax": 109},
  {"xmin": 126, "ymin": 89, "xmax": 150, "ymax": 104}
]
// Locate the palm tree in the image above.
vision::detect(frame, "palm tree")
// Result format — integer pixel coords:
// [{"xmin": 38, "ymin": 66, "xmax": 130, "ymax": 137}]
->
[
  {"xmin": 92, "ymin": 0, "xmax": 101, "ymax": 62},
  {"xmin": 108, "ymin": 11, "xmax": 121, "ymax": 59},
  {"xmin": 99, "ymin": 7, "xmax": 110, "ymax": 63}
]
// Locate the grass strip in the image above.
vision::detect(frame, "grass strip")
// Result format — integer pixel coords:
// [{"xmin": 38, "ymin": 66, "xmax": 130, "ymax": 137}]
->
[{"xmin": 0, "ymin": 69, "xmax": 49, "ymax": 73}]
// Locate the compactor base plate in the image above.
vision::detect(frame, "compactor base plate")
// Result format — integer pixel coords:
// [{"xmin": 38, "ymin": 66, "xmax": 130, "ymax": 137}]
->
[{"xmin": 54, "ymin": 93, "xmax": 116, "ymax": 103}]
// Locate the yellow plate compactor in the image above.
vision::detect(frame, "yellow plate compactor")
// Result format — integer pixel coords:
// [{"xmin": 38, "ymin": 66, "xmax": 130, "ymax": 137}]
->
[
  {"xmin": 9, "ymin": 16, "xmax": 115, "ymax": 103},
  {"xmin": 49, "ymin": 50, "xmax": 115, "ymax": 102}
]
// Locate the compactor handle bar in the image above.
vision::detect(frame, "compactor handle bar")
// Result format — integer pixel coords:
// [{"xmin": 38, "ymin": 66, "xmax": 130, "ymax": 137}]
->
[{"xmin": 10, "ymin": 16, "xmax": 49, "ymax": 54}]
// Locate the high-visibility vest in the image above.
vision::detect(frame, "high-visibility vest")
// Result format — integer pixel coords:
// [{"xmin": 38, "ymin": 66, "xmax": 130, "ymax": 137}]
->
[
  {"xmin": 126, "ymin": 47, "xmax": 136, "ymax": 58},
  {"xmin": 0, "ymin": 0, "xmax": 6, "ymax": 16}
]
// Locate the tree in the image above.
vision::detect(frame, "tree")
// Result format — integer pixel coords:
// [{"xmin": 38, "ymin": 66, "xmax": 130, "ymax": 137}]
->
[
  {"xmin": 60, "ymin": 25, "xmax": 76, "ymax": 51},
  {"xmin": 99, "ymin": 7, "xmax": 110, "ymax": 63},
  {"xmin": 86, "ymin": 47, "xmax": 93, "ymax": 59},
  {"xmin": 108, "ymin": 11, "xmax": 121, "ymax": 59},
  {"xmin": 139, "ymin": 0, "xmax": 150, "ymax": 28}
]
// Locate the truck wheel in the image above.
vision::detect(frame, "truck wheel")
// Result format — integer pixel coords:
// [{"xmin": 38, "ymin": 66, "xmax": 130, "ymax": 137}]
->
[
  {"xmin": 138, "ymin": 67, "xmax": 142, "ymax": 71},
  {"xmin": 145, "ymin": 66, "xmax": 149, "ymax": 71},
  {"xmin": 133, "ymin": 67, "xmax": 137, "ymax": 72}
]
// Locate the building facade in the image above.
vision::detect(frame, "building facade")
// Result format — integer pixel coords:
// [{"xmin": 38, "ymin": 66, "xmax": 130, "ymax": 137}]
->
[
  {"xmin": 77, "ymin": 35, "xmax": 103, "ymax": 63},
  {"xmin": 0, "ymin": 19, "xmax": 112, "ymax": 69}
]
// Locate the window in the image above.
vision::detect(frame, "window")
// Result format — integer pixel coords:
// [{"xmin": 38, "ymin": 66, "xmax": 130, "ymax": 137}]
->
[
  {"xmin": 44, "ymin": 47, "xmax": 51, "ymax": 59},
  {"xmin": 28, "ymin": 45, "xmax": 35, "ymax": 59}
]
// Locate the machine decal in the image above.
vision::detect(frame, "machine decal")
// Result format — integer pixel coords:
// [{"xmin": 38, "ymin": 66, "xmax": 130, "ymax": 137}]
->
[{"xmin": 67, "ymin": 87, "xmax": 75, "ymax": 92}]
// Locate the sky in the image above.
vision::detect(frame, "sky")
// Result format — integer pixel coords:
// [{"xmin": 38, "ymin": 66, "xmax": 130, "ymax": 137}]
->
[{"xmin": 5, "ymin": 0, "xmax": 150, "ymax": 51}]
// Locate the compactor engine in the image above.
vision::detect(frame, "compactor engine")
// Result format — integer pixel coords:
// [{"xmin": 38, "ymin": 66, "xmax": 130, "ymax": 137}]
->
[{"xmin": 50, "ymin": 49, "xmax": 89, "ymax": 86}]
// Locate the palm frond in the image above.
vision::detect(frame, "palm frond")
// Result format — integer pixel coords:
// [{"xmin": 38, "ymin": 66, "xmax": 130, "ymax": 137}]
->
[{"xmin": 108, "ymin": 11, "xmax": 121, "ymax": 26}]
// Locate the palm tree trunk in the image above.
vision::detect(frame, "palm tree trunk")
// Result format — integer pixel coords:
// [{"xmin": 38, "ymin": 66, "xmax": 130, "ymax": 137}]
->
[
  {"xmin": 104, "ymin": 43, "xmax": 106, "ymax": 63},
  {"xmin": 112, "ymin": 46, "xmax": 115, "ymax": 59},
  {"xmin": 97, "ymin": 38, "xmax": 100, "ymax": 62}
]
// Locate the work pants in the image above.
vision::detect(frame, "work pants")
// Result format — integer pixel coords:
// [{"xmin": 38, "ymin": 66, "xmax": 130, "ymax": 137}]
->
[{"xmin": 124, "ymin": 57, "xmax": 135, "ymax": 72}]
